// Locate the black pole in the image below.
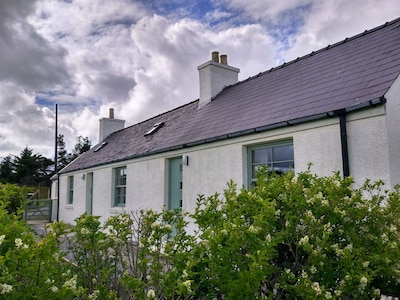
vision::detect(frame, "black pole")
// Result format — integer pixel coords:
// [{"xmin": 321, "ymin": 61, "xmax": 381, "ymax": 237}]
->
[{"xmin": 55, "ymin": 104, "xmax": 60, "ymax": 222}]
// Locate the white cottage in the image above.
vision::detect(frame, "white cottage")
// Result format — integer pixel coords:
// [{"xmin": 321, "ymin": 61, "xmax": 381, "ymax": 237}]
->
[{"xmin": 52, "ymin": 18, "xmax": 400, "ymax": 225}]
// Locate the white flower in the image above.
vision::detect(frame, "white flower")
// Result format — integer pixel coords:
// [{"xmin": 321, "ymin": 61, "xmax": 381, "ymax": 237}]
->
[
  {"xmin": 345, "ymin": 243, "xmax": 353, "ymax": 252},
  {"xmin": 275, "ymin": 209, "xmax": 281, "ymax": 216},
  {"xmin": 0, "ymin": 235, "xmax": 5, "ymax": 245},
  {"xmin": 359, "ymin": 276, "xmax": 368, "ymax": 290},
  {"xmin": 50, "ymin": 286, "xmax": 58, "ymax": 293},
  {"xmin": 0, "ymin": 283, "xmax": 13, "ymax": 294},
  {"xmin": 88, "ymin": 290, "xmax": 99, "ymax": 300},
  {"xmin": 334, "ymin": 289, "xmax": 342, "ymax": 296},
  {"xmin": 151, "ymin": 222, "xmax": 160, "ymax": 229},
  {"xmin": 63, "ymin": 275, "xmax": 78, "ymax": 291},
  {"xmin": 321, "ymin": 199, "xmax": 329, "ymax": 206},
  {"xmin": 362, "ymin": 261, "xmax": 370, "ymax": 268},
  {"xmin": 147, "ymin": 289, "xmax": 156, "ymax": 298},
  {"xmin": 15, "ymin": 238, "xmax": 23, "ymax": 249},
  {"xmin": 265, "ymin": 234, "xmax": 271, "ymax": 243},
  {"xmin": 373, "ymin": 288, "xmax": 380, "ymax": 297},
  {"xmin": 299, "ymin": 235, "xmax": 309, "ymax": 246},
  {"xmin": 310, "ymin": 265, "xmax": 317, "ymax": 274},
  {"xmin": 312, "ymin": 282, "xmax": 321, "ymax": 295},
  {"xmin": 164, "ymin": 224, "xmax": 172, "ymax": 231},
  {"xmin": 182, "ymin": 280, "xmax": 192, "ymax": 293},
  {"xmin": 80, "ymin": 227, "xmax": 91, "ymax": 235},
  {"xmin": 325, "ymin": 291, "xmax": 332, "ymax": 299}
]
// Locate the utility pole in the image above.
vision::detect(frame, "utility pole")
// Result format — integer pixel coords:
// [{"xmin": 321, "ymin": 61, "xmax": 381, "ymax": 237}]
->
[{"xmin": 55, "ymin": 104, "xmax": 60, "ymax": 222}]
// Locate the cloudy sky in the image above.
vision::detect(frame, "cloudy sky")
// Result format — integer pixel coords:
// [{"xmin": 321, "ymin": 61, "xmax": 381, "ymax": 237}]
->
[{"xmin": 0, "ymin": 0, "xmax": 399, "ymax": 159}]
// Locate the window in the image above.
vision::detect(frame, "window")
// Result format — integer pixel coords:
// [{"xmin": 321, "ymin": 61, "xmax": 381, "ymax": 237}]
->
[
  {"xmin": 144, "ymin": 122, "xmax": 164, "ymax": 136},
  {"xmin": 114, "ymin": 167, "xmax": 126, "ymax": 207},
  {"xmin": 248, "ymin": 141, "xmax": 294, "ymax": 185},
  {"xmin": 67, "ymin": 176, "xmax": 74, "ymax": 204}
]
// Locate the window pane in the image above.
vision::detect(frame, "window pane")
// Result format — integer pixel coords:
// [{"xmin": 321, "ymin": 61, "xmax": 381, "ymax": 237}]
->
[
  {"xmin": 114, "ymin": 167, "xmax": 127, "ymax": 206},
  {"xmin": 252, "ymin": 148, "xmax": 271, "ymax": 164},
  {"xmin": 273, "ymin": 145, "xmax": 294, "ymax": 162},
  {"xmin": 272, "ymin": 161, "xmax": 295, "ymax": 173}
]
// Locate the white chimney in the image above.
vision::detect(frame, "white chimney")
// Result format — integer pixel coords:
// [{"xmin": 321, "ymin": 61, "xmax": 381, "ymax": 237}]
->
[
  {"xmin": 197, "ymin": 51, "xmax": 240, "ymax": 108},
  {"xmin": 99, "ymin": 108, "xmax": 125, "ymax": 142}
]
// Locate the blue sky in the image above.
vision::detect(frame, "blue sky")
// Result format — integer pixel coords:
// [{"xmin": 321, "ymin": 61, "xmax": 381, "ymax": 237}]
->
[{"xmin": 0, "ymin": 0, "xmax": 399, "ymax": 159}]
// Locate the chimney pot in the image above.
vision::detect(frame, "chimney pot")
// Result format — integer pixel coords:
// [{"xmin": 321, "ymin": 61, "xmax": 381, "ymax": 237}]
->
[
  {"xmin": 109, "ymin": 108, "xmax": 114, "ymax": 119},
  {"xmin": 220, "ymin": 54, "xmax": 228, "ymax": 65},
  {"xmin": 211, "ymin": 51, "xmax": 219, "ymax": 63}
]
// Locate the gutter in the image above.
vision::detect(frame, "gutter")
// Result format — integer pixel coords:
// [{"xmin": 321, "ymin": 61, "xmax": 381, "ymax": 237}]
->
[{"xmin": 59, "ymin": 97, "xmax": 386, "ymax": 174}]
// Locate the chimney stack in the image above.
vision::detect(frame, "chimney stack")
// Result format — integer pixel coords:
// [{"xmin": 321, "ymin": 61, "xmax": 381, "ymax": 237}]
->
[
  {"xmin": 99, "ymin": 108, "xmax": 125, "ymax": 142},
  {"xmin": 197, "ymin": 52, "xmax": 239, "ymax": 108}
]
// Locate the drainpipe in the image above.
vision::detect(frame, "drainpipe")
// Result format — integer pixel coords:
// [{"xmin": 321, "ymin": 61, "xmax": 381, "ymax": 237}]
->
[{"xmin": 338, "ymin": 110, "xmax": 350, "ymax": 177}]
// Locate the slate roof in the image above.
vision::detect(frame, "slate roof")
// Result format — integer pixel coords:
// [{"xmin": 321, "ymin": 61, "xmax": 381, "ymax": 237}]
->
[{"xmin": 61, "ymin": 18, "xmax": 400, "ymax": 174}]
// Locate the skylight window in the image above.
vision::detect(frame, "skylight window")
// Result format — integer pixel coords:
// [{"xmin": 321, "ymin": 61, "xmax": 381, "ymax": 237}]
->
[
  {"xmin": 144, "ymin": 122, "xmax": 164, "ymax": 136},
  {"xmin": 94, "ymin": 141, "xmax": 108, "ymax": 152}
]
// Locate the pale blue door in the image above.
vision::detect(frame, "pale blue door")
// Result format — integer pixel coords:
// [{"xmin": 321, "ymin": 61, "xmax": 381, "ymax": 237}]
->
[
  {"xmin": 168, "ymin": 157, "xmax": 182, "ymax": 210},
  {"xmin": 85, "ymin": 173, "xmax": 93, "ymax": 214}
]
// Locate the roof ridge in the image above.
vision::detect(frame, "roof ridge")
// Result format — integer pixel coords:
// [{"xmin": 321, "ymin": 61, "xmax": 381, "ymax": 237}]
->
[{"xmin": 228, "ymin": 17, "xmax": 400, "ymax": 89}]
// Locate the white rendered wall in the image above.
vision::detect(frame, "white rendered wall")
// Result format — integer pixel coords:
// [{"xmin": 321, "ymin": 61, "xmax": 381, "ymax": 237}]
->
[
  {"xmin": 58, "ymin": 174, "xmax": 87, "ymax": 224},
  {"xmin": 347, "ymin": 108, "xmax": 390, "ymax": 187},
  {"xmin": 385, "ymin": 75, "xmax": 400, "ymax": 187},
  {"xmin": 293, "ymin": 121, "xmax": 342, "ymax": 177},
  {"xmin": 182, "ymin": 144, "xmax": 244, "ymax": 213}
]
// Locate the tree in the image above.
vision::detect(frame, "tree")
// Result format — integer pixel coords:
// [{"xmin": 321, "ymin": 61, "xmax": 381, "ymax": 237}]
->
[
  {"xmin": 13, "ymin": 147, "xmax": 53, "ymax": 186},
  {"xmin": 57, "ymin": 135, "xmax": 92, "ymax": 170},
  {"xmin": 56, "ymin": 134, "xmax": 70, "ymax": 170},
  {"xmin": 71, "ymin": 136, "xmax": 91, "ymax": 159},
  {"xmin": 0, "ymin": 156, "xmax": 15, "ymax": 183}
]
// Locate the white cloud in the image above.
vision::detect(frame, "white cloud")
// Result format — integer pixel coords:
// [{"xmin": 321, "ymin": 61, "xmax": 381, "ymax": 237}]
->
[
  {"xmin": 0, "ymin": 0, "xmax": 398, "ymax": 160},
  {"xmin": 282, "ymin": 0, "xmax": 400, "ymax": 61}
]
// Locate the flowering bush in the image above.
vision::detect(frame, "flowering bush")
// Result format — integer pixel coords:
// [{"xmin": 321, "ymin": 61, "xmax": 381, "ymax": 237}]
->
[
  {"xmin": 188, "ymin": 168, "xmax": 400, "ymax": 298},
  {"xmin": 1, "ymin": 169, "xmax": 400, "ymax": 299}
]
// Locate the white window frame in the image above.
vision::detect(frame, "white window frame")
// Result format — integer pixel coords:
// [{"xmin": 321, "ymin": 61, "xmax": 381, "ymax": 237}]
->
[
  {"xmin": 67, "ymin": 175, "xmax": 74, "ymax": 205},
  {"xmin": 113, "ymin": 166, "xmax": 127, "ymax": 207}
]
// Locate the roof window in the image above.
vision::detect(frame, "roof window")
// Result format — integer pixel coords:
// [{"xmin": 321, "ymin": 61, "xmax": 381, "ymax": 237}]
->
[
  {"xmin": 144, "ymin": 122, "xmax": 164, "ymax": 136},
  {"xmin": 94, "ymin": 141, "xmax": 108, "ymax": 152}
]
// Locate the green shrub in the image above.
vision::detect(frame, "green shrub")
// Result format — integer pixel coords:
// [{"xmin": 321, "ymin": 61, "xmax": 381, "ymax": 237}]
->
[
  {"xmin": 0, "ymin": 183, "xmax": 30, "ymax": 215},
  {"xmin": 1, "ymin": 169, "xmax": 400, "ymax": 299}
]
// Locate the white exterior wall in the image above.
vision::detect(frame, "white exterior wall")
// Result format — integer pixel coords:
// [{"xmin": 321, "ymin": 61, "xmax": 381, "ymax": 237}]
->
[
  {"xmin": 385, "ymin": 75, "xmax": 400, "ymax": 187},
  {"xmin": 59, "ymin": 174, "xmax": 87, "ymax": 224},
  {"xmin": 293, "ymin": 120, "xmax": 342, "ymax": 177},
  {"xmin": 56, "ymin": 105, "xmax": 393, "ymax": 225},
  {"xmin": 347, "ymin": 108, "xmax": 391, "ymax": 187}
]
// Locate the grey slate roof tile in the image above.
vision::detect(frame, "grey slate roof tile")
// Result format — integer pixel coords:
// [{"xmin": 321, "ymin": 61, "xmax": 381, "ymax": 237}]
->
[{"xmin": 61, "ymin": 18, "xmax": 400, "ymax": 174}]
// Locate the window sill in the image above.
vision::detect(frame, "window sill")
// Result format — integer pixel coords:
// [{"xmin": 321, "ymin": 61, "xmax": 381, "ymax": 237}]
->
[
  {"xmin": 109, "ymin": 206, "xmax": 126, "ymax": 214},
  {"xmin": 65, "ymin": 205, "xmax": 74, "ymax": 209}
]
